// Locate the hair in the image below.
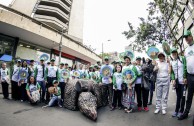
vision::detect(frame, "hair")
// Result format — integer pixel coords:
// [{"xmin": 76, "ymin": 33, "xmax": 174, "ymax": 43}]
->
[
  {"xmin": 72, "ymin": 64, "xmax": 77, "ymax": 70},
  {"xmin": 21, "ymin": 60, "xmax": 28, "ymax": 68},
  {"xmin": 1, "ymin": 62, "xmax": 6, "ymax": 66},
  {"xmin": 28, "ymin": 76, "xmax": 37, "ymax": 85},
  {"xmin": 116, "ymin": 65, "xmax": 122, "ymax": 73}
]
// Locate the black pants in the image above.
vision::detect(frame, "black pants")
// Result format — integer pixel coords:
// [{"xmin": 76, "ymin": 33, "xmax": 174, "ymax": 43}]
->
[
  {"xmin": 1, "ymin": 81, "xmax": 9, "ymax": 98},
  {"xmin": 101, "ymin": 84, "xmax": 113, "ymax": 106},
  {"xmin": 112, "ymin": 89, "xmax": 122, "ymax": 107},
  {"xmin": 46, "ymin": 77, "xmax": 56, "ymax": 102},
  {"xmin": 59, "ymin": 82, "xmax": 66, "ymax": 101},
  {"xmin": 175, "ymin": 84, "xmax": 186, "ymax": 113},
  {"xmin": 11, "ymin": 81, "xmax": 20, "ymax": 100},
  {"xmin": 20, "ymin": 83, "xmax": 28, "ymax": 101},
  {"xmin": 135, "ymin": 84, "xmax": 149, "ymax": 107},
  {"xmin": 185, "ymin": 74, "xmax": 194, "ymax": 113}
]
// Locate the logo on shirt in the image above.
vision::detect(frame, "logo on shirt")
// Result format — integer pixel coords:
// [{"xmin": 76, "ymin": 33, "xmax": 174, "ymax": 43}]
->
[{"xmin": 188, "ymin": 50, "xmax": 194, "ymax": 56}]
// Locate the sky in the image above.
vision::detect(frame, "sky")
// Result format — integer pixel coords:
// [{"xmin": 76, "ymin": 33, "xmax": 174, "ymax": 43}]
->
[
  {"xmin": 0, "ymin": 0, "xmax": 153, "ymax": 56},
  {"xmin": 83, "ymin": 0, "xmax": 152, "ymax": 55}
]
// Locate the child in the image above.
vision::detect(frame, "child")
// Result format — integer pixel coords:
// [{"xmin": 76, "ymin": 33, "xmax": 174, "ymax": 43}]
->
[
  {"xmin": 42, "ymin": 80, "xmax": 62, "ymax": 108},
  {"xmin": 26, "ymin": 76, "xmax": 40, "ymax": 104},
  {"xmin": 111, "ymin": 65, "xmax": 123, "ymax": 111}
]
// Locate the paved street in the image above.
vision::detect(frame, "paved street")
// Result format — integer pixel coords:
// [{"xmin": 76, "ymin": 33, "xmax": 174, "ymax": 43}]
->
[{"xmin": 0, "ymin": 86, "xmax": 193, "ymax": 126}]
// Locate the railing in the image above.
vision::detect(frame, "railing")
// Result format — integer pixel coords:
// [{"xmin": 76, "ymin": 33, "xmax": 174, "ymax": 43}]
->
[{"xmin": 0, "ymin": 4, "xmax": 100, "ymax": 58}]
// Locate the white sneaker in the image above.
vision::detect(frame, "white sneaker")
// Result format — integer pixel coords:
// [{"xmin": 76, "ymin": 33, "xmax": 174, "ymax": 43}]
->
[
  {"xmin": 154, "ymin": 109, "xmax": 160, "ymax": 114},
  {"xmin": 162, "ymin": 110, "xmax": 166, "ymax": 115}
]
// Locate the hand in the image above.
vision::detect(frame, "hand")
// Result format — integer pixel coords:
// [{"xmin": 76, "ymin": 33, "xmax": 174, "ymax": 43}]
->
[
  {"xmin": 109, "ymin": 78, "xmax": 113, "ymax": 83},
  {"xmin": 45, "ymin": 81, "xmax": 48, "ymax": 84},
  {"xmin": 171, "ymin": 80, "xmax": 176, "ymax": 86},
  {"xmin": 184, "ymin": 79, "xmax": 187, "ymax": 85}
]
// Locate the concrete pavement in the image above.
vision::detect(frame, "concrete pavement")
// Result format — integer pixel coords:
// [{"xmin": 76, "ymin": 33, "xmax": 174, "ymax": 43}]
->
[{"xmin": 0, "ymin": 86, "xmax": 193, "ymax": 126}]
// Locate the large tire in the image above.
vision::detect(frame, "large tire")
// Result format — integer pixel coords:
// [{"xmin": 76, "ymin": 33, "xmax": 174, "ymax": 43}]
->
[{"xmin": 78, "ymin": 92, "xmax": 97, "ymax": 121}]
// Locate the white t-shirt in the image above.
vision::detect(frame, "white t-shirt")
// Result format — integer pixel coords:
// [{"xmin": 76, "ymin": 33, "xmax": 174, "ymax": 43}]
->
[
  {"xmin": 157, "ymin": 61, "xmax": 169, "ymax": 78},
  {"xmin": 0, "ymin": 68, "xmax": 9, "ymax": 82},
  {"xmin": 36, "ymin": 65, "xmax": 45, "ymax": 81},
  {"xmin": 135, "ymin": 65, "xmax": 142, "ymax": 84},
  {"xmin": 171, "ymin": 58, "xmax": 184, "ymax": 84},
  {"xmin": 47, "ymin": 65, "xmax": 58, "ymax": 78},
  {"xmin": 184, "ymin": 44, "xmax": 194, "ymax": 74}
]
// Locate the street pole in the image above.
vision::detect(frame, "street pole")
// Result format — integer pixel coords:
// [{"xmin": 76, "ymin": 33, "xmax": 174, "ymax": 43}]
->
[{"xmin": 59, "ymin": 27, "xmax": 64, "ymax": 65}]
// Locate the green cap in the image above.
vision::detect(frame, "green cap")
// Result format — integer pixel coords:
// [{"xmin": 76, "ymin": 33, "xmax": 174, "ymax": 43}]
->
[
  {"xmin": 60, "ymin": 62, "xmax": 64, "ymax": 65},
  {"xmin": 94, "ymin": 64, "xmax": 99, "ymax": 67},
  {"xmin": 136, "ymin": 56, "xmax": 141, "ymax": 60},
  {"xmin": 40, "ymin": 58, "xmax": 45, "ymax": 61},
  {"xmin": 89, "ymin": 65, "xmax": 94, "ymax": 68},
  {"xmin": 104, "ymin": 56, "xmax": 109, "ymax": 60},
  {"xmin": 124, "ymin": 55, "xmax": 131, "ymax": 60},
  {"xmin": 52, "ymin": 80, "xmax": 58, "ymax": 84},
  {"xmin": 51, "ymin": 58, "xmax": 55, "ymax": 62},
  {"xmin": 111, "ymin": 61, "xmax": 116, "ymax": 64},
  {"xmin": 183, "ymin": 30, "xmax": 192, "ymax": 37},
  {"xmin": 171, "ymin": 47, "xmax": 177, "ymax": 53}
]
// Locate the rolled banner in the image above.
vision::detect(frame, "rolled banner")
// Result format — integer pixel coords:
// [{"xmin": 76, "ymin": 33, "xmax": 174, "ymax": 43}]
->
[
  {"xmin": 122, "ymin": 68, "xmax": 136, "ymax": 84},
  {"xmin": 19, "ymin": 70, "xmax": 29, "ymax": 80},
  {"xmin": 40, "ymin": 54, "xmax": 49, "ymax": 62},
  {"xmin": 62, "ymin": 69, "xmax": 70, "ymax": 79},
  {"xmin": 146, "ymin": 46, "xmax": 159, "ymax": 59},
  {"xmin": 119, "ymin": 52, "xmax": 125, "ymax": 62},
  {"xmin": 125, "ymin": 50, "xmax": 134, "ymax": 60},
  {"xmin": 100, "ymin": 65, "xmax": 113, "ymax": 78},
  {"xmin": 73, "ymin": 70, "xmax": 81, "ymax": 78},
  {"xmin": 162, "ymin": 41, "xmax": 171, "ymax": 56}
]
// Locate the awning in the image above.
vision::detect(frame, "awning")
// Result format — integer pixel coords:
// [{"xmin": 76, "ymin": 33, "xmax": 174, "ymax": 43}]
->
[{"xmin": 0, "ymin": 54, "xmax": 12, "ymax": 62}]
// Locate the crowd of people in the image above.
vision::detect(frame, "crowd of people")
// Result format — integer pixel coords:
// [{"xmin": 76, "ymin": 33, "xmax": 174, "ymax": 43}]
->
[{"xmin": 0, "ymin": 30, "xmax": 194, "ymax": 122}]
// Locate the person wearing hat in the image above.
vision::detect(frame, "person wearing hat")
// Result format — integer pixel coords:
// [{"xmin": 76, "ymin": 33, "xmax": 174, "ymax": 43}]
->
[
  {"xmin": 42, "ymin": 80, "xmax": 62, "ymax": 108},
  {"xmin": 97, "ymin": 61, "xmax": 101, "ymax": 66},
  {"xmin": 44, "ymin": 58, "xmax": 59, "ymax": 103},
  {"xmin": 154, "ymin": 52, "xmax": 171, "ymax": 115},
  {"xmin": 88, "ymin": 65, "xmax": 98, "ymax": 83},
  {"xmin": 94, "ymin": 64, "xmax": 100, "ymax": 83},
  {"xmin": 11, "ymin": 59, "xmax": 22, "ymax": 100},
  {"xmin": 122, "ymin": 55, "xmax": 138, "ymax": 113},
  {"xmin": 58, "ymin": 62, "xmax": 69, "ymax": 103},
  {"xmin": 170, "ymin": 47, "xmax": 187, "ymax": 118},
  {"xmin": 99, "ymin": 56, "xmax": 114, "ymax": 107},
  {"xmin": 34, "ymin": 58, "xmax": 46, "ymax": 102},
  {"xmin": 29, "ymin": 60, "xmax": 36, "ymax": 76},
  {"xmin": 179, "ymin": 30, "xmax": 194, "ymax": 120},
  {"xmin": 134, "ymin": 56, "xmax": 149, "ymax": 112}
]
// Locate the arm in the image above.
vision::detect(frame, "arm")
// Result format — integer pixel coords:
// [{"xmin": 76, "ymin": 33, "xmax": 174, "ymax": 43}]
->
[
  {"xmin": 170, "ymin": 65, "xmax": 175, "ymax": 80},
  {"xmin": 44, "ymin": 67, "xmax": 48, "ymax": 81},
  {"xmin": 34, "ymin": 66, "xmax": 38, "ymax": 79},
  {"xmin": 182, "ymin": 56, "xmax": 187, "ymax": 79},
  {"xmin": 112, "ymin": 74, "xmax": 117, "ymax": 89},
  {"xmin": 56, "ymin": 69, "xmax": 60, "ymax": 82},
  {"xmin": 131, "ymin": 66, "xmax": 138, "ymax": 84},
  {"xmin": 26, "ymin": 84, "xmax": 32, "ymax": 100}
]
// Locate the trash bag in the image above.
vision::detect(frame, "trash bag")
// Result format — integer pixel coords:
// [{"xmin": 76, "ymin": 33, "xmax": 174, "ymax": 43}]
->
[{"xmin": 78, "ymin": 92, "xmax": 97, "ymax": 121}]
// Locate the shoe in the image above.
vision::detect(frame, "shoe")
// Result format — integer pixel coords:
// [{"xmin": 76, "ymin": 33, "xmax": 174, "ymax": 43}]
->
[
  {"xmin": 177, "ymin": 112, "xmax": 183, "ymax": 118},
  {"xmin": 178, "ymin": 112, "xmax": 188, "ymax": 120},
  {"xmin": 154, "ymin": 109, "xmax": 160, "ymax": 114},
  {"xmin": 59, "ymin": 105, "xmax": 63, "ymax": 108},
  {"xmin": 21, "ymin": 100, "xmax": 24, "ymax": 102},
  {"xmin": 144, "ymin": 107, "xmax": 149, "ymax": 112},
  {"xmin": 118, "ymin": 107, "xmax": 122, "ymax": 110},
  {"xmin": 138, "ymin": 107, "xmax": 142, "ymax": 111},
  {"xmin": 172, "ymin": 112, "xmax": 178, "ymax": 117},
  {"xmin": 162, "ymin": 110, "xmax": 167, "ymax": 115},
  {"xmin": 110, "ymin": 107, "xmax": 115, "ymax": 111},
  {"xmin": 147, "ymin": 102, "xmax": 152, "ymax": 105}
]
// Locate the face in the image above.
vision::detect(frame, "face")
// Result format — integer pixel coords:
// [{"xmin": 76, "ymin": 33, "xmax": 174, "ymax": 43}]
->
[
  {"xmin": 172, "ymin": 52, "xmax": 178, "ymax": 59},
  {"xmin": 40, "ymin": 60, "xmax": 44, "ymax": 65},
  {"xmin": 51, "ymin": 61, "xmax": 55, "ymax": 66},
  {"xmin": 23, "ymin": 61, "xmax": 27, "ymax": 67},
  {"xmin": 30, "ymin": 77, "xmax": 34, "ymax": 83},
  {"xmin": 105, "ymin": 59, "xmax": 109, "ymax": 64},
  {"xmin": 185, "ymin": 36, "xmax": 193, "ymax": 45},
  {"xmin": 79, "ymin": 64, "xmax": 83, "ymax": 69},
  {"xmin": 60, "ymin": 64, "xmax": 64, "ymax": 68},
  {"xmin": 2, "ymin": 63, "xmax": 6, "ymax": 69},
  {"xmin": 116, "ymin": 65, "xmax": 121, "ymax": 72},
  {"xmin": 159, "ymin": 55, "xmax": 165, "ymax": 62},
  {"xmin": 136, "ymin": 59, "xmax": 141, "ymax": 65},
  {"xmin": 17, "ymin": 61, "xmax": 21, "ymax": 66},
  {"xmin": 125, "ymin": 58, "xmax": 131, "ymax": 65},
  {"xmin": 65, "ymin": 64, "xmax": 68, "ymax": 69},
  {"xmin": 53, "ymin": 83, "xmax": 58, "ymax": 87}
]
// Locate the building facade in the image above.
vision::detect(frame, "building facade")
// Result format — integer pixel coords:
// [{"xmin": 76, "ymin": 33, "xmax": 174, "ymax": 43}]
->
[{"xmin": 0, "ymin": 0, "xmax": 100, "ymax": 66}]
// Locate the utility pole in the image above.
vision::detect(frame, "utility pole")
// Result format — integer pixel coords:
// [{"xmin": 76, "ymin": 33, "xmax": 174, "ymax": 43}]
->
[{"xmin": 59, "ymin": 27, "xmax": 67, "ymax": 65}]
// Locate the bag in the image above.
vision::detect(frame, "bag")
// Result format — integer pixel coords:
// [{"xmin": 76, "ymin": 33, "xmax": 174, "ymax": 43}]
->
[{"xmin": 121, "ymin": 83, "xmax": 127, "ymax": 91}]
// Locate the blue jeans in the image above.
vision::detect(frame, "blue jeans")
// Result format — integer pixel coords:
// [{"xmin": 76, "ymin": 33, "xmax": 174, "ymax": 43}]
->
[
  {"xmin": 48, "ymin": 96, "xmax": 62, "ymax": 107},
  {"xmin": 38, "ymin": 81, "xmax": 46, "ymax": 101}
]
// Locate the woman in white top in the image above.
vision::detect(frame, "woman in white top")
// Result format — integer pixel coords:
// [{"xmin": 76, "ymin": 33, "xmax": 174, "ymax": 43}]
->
[{"xmin": 154, "ymin": 52, "xmax": 171, "ymax": 115}]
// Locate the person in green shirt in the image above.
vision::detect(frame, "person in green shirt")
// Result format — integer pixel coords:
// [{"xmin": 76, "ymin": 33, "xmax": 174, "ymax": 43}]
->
[
  {"xmin": 42, "ymin": 80, "xmax": 62, "ymax": 108},
  {"xmin": 26, "ymin": 76, "xmax": 40, "ymax": 104}
]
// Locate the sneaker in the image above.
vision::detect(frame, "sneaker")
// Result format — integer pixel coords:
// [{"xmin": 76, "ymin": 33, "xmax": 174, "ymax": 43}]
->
[
  {"xmin": 154, "ymin": 109, "xmax": 160, "ymax": 114},
  {"xmin": 21, "ymin": 100, "xmax": 24, "ymax": 102},
  {"xmin": 118, "ymin": 107, "xmax": 122, "ymax": 110},
  {"xmin": 110, "ymin": 107, "xmax": 115, "ymax": 111},
  {"xmin": 178, "ymin": 112, "xmax": 188, "ymax": 120},
  {"xmin": 172, "ymin": 112, "xmax": 178, "ymax": 117},
  {"xmin": 147, "ymin": 102, "xmax": 152, "ymax": 105},
  {"xmin": 162, "ymin": 110, "xmax": 167, "ymax": 115},
  {"xmin": 59, "ymin": 105, "xmax": 63, "ymax": 108},
  {"xmin": 177, "ymin": 112, "xmax": 183, "ymax": 118},
  {"xmin": 144, "ymin": 107, "xmax": 149, "ymax": 112},
  {"xmin": 138, "ymin": 107, "xmax": 142, "ymax": 111}
]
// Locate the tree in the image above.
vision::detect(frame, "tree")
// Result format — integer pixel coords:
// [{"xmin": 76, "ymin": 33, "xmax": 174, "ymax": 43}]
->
[{"xmin": 123, "ymin": 0, "xmax": 184, "ymax": 53}]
